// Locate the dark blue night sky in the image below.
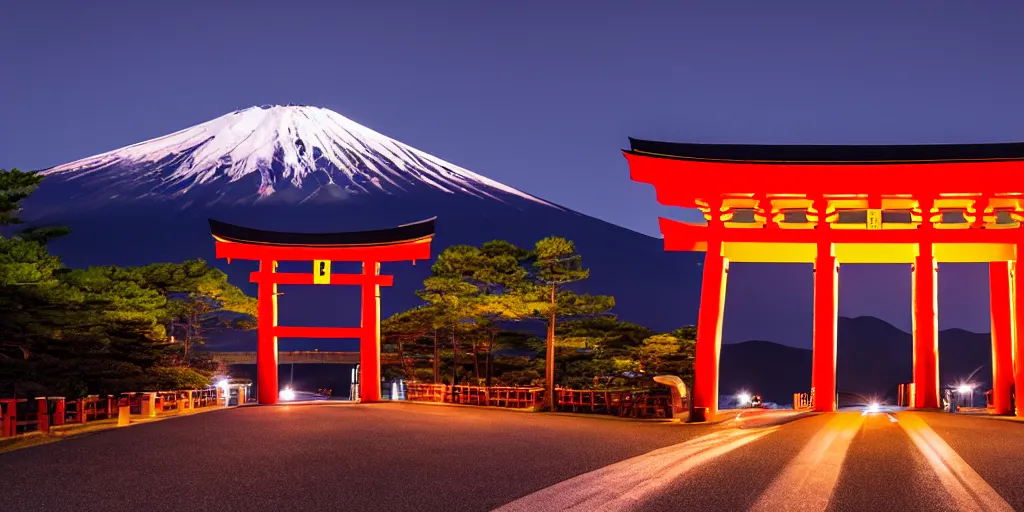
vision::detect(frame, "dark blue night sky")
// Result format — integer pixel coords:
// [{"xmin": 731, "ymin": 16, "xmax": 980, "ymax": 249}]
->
[{"xmin": 3, "ymin": 0, "xmax": 1024, "ymax": 347}]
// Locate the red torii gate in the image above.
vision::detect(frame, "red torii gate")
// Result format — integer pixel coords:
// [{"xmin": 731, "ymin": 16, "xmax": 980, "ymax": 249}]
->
[
  {"xmin": 209, "ymin": 218, "xmax": 435, "ymax": 405},
  {"xmin": 624, "ymin": 138, "xmax": 1024, "ymax": 419}
]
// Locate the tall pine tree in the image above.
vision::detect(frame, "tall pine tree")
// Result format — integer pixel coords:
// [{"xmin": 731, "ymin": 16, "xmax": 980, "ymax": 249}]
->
[
  {"xmin": 417, "ymin": 245, "xmax": 482, "ymax": 387},
  {"xmin": 530, "ymin": 237, "xmax": 613, "ymax": 410},
  {"xmin": 473, "ymin": 240, "xmax": 534, "ymax": 385},
  {"xmin": 0, "ymin": 168, "xmax": 42, "ymax": 225}
]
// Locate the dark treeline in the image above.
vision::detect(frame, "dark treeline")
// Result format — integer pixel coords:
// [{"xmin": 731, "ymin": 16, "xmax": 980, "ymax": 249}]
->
[{"xmin": 0, "ymin": 169, "xmax": 256, "ymax": 398}]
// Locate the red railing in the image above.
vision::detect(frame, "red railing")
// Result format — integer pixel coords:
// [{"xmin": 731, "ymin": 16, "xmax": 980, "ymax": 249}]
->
[
  {"xmin": 1, "ymin": 388, "xmax": 226, "ymax": 439},
  {"xmin": 793, "ymin": 393, "xmax": 812, "ymax": 410},
  {"xmin": 488, "ymin": 387, "xmax": 546, "ymax": 409},
  {"xmin": 406, "ymin": 383, "xmax": 546, "ymax": 409},
  {"xmin": 403, "ymin": 383, "xmax": 677, "ymax": 418},
  {"xmin": 557, "ymin": 388, "xmax": 676, "ymax": 418},
  {"xmin": 406, "ymin": 383, "xmax": 449, "ymax": 403},
  {"xmin": 65, "ymin": 396, "xmax": 117, "ymax": 424},
  {"xmin": 1, "ymin": 397, "xmax": 64, "ymax": 437}
]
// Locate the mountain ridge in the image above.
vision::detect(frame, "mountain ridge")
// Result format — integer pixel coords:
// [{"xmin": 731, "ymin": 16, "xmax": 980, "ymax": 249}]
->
[{"xmin": 721, "ymin": 315, "xmax": 993, "ymax": 405}]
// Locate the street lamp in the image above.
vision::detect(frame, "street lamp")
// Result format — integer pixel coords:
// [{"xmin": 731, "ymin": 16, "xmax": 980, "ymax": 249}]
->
[{"xmin": 956, "ymin": 383, "xmax": 975, "ymax": 409}]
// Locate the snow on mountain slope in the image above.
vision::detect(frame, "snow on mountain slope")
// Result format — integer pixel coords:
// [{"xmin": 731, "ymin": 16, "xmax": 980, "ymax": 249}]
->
[{"xmin": 42, "ymin": 104, "xmax": 552, "ymax": 207}]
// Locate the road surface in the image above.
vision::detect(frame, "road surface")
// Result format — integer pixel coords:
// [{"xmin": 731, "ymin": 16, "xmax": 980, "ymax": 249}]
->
[{"xmin": 1, "ymin": 404, "xmax": 1022, "ymax": 511}]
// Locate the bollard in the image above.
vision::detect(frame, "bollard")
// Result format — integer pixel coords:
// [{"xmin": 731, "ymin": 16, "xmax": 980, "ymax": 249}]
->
[
  {"xmin": 690, "ymin": 407, "xmax": 709, "ymax": 423},
  {"xmin": 0, "ymin": 401, "xmax": 10, "ymax": 437},
  {"xmin": 117, "ymin": 405, "xmax": 131, "ymax": 426},
  {"xmin": 5, "ymin": 401, "xmax": 16, "ymax": 437},
  {"xmin": 176, "ymin": 394, "xmax": 185, "ymax": 412},
  {"xmin": 35, "ymin": 398, "xmax": 50, "ymax": 433},
  {"xmin": 52, "ymin": 397, "xmax": 66, "ymax": 426},
  {"xmin": 140, "ymin": 393, "xmax": 157, "ymax": 418}
]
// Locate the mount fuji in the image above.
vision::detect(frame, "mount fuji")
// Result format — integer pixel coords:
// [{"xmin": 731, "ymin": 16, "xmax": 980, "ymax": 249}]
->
[
  {"xmin": 22, "ymin": 105, "xmax": 703, "ymax": 350},
  {"xmin": 36, "ymin": 104, "xmax": 554, "ymax": 212}
]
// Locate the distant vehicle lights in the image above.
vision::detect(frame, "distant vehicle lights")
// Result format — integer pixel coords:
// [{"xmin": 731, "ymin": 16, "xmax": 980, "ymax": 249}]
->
[{"xmin": 279, "ymin": 388, "xmax": 296, "ymax": 401}]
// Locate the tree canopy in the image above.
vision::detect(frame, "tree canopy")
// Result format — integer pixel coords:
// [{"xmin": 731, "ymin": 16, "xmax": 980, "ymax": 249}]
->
[
  {"xmin": 383, "ymin": 235, "xmax": 693, "ymax": 395},
  {"xmin": 0, "ymin": 168, "xmax": 256, "ymax": 398},
  {"xmin": 0, "ymin": 168, "xmax": 42, "ymax": 225}
]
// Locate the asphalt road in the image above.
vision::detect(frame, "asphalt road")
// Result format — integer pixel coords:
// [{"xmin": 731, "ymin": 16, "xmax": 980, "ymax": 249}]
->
[{"xmin": 1, "ymin": 404, "xmax": 1023, "ymax": 512}]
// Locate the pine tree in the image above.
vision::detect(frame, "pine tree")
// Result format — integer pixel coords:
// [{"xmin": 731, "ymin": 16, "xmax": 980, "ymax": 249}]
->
[
  {"xmin": 136, "ymin": 259, "xmax": 257, "ymax": 366},
  {"xmin": 0, "ymin": 168, "xmax": 43, "ymax": 225},
  {"xmin": 0, "ymin": 169, "xmax": 258, "ymax": 396},
  {"xmin": 556, "ymin": 317, "xmax": 651, "ymax": 388},
  {"xmin": 382, "ymin": 305, "xmax": 440, "ymax": 380},
  {"xmin": 417, "ymin": 246, "xmax": 482, "ymax": 388},
  {"xmin": 530, "ymin": 237, "xmax": 614, "ymax": 410},
  {"xmin": 667, "ymin": 325, "xmax": 697, "ymax": 386},
  {"xmin": 636, "ymin": 334, "xmax": 681, "ymax": 378},
  {"xmin": 473, "ymin": 240, "xmax": 534, "ymax": 385}
]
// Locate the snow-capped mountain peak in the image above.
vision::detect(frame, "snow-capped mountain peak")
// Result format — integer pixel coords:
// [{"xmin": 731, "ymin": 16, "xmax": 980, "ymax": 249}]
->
[{"xmin": 42, "ymin": 105, "xmax": 551, "ymax": 207}]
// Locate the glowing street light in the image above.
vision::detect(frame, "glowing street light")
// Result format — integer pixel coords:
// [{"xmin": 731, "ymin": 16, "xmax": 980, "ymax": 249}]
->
[
  {"xmin": 737, "ymin": 392, "xmax": 751, "ymax": 406},
  {"xmin": 957, "ymin": 384, "xmax": 974, "ymax": 394},
  {"xmin": 217, "ymin": 379, "xmax": 231, "ymax": 405},
  {"xmin": 279, "ymin": 388, "xmax": 296, "ymax": 401},
  {"xmin": 865, "ymin": 403, "xmax": 880, "ymax": 413}
]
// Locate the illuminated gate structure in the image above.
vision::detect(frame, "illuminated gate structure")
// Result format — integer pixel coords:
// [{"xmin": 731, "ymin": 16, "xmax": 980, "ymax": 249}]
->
[
  {"xmin": 624, "ymin": 138, "xmax": 1024, "ymax": 418},
  {"xmin": 209, "ymin": 218, "xmax": 435, "ymax": 405}
]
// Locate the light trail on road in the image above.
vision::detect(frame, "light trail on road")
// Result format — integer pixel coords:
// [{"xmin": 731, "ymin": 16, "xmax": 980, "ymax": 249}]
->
[
  {"xmin": 749, "ymin": 412, "xmax": 864, "ymax": 512},
  {"xmin": 493, "ymin": 426, "xmax": 779, "ymax": 512},
  {"xmin": 898, "ymin": 413, "xmax": 1014, "ymax": 512}
]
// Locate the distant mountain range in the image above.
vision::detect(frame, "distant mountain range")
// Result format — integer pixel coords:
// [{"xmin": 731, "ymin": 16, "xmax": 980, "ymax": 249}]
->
[{"xmin": 722, "ymin": 316, "xmax": 993, "ymax": 405}]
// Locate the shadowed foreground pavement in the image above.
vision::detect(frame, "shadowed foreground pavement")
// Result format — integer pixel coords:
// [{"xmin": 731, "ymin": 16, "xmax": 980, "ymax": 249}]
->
[
  {"xmin": 0, "ymin": 403, "xmax": 714, "ymax": 512},
  {"xmin": 2, "ymin": 404, "xmax": 1023, "ymax": 511}
]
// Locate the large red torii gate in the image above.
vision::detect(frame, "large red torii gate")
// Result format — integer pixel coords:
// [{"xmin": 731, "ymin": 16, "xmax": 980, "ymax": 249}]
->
[
  {"xmin": 209, "ymin": 218, "xmax": 435, "ymax": 405},
  {"xmin": 624, "ymin": 138, "xmax": 1024, "ymax": 419}
]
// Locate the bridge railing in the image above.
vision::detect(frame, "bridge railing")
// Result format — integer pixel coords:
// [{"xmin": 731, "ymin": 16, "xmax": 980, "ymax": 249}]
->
[
  {"xmin": 406, "ymin": 383, "xmax": 546, "ymax": 409},
  {"xmin": 403, "ymin": 383, "xmax": 676, "ymax": 418},
  {"xmin": 558, "ymin": 388, "xmax": 676, "ymax": 418},
  {"xmin": 65, "ymin": 395, "xmax": 118, "ymax": 424},
  {"xmin": 793, "ymin": 393, "xmax": 812, "ymax": 410},
  {"xmin": 1, "ymin": 387, "xmax": 226, "ymax": 439}
]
